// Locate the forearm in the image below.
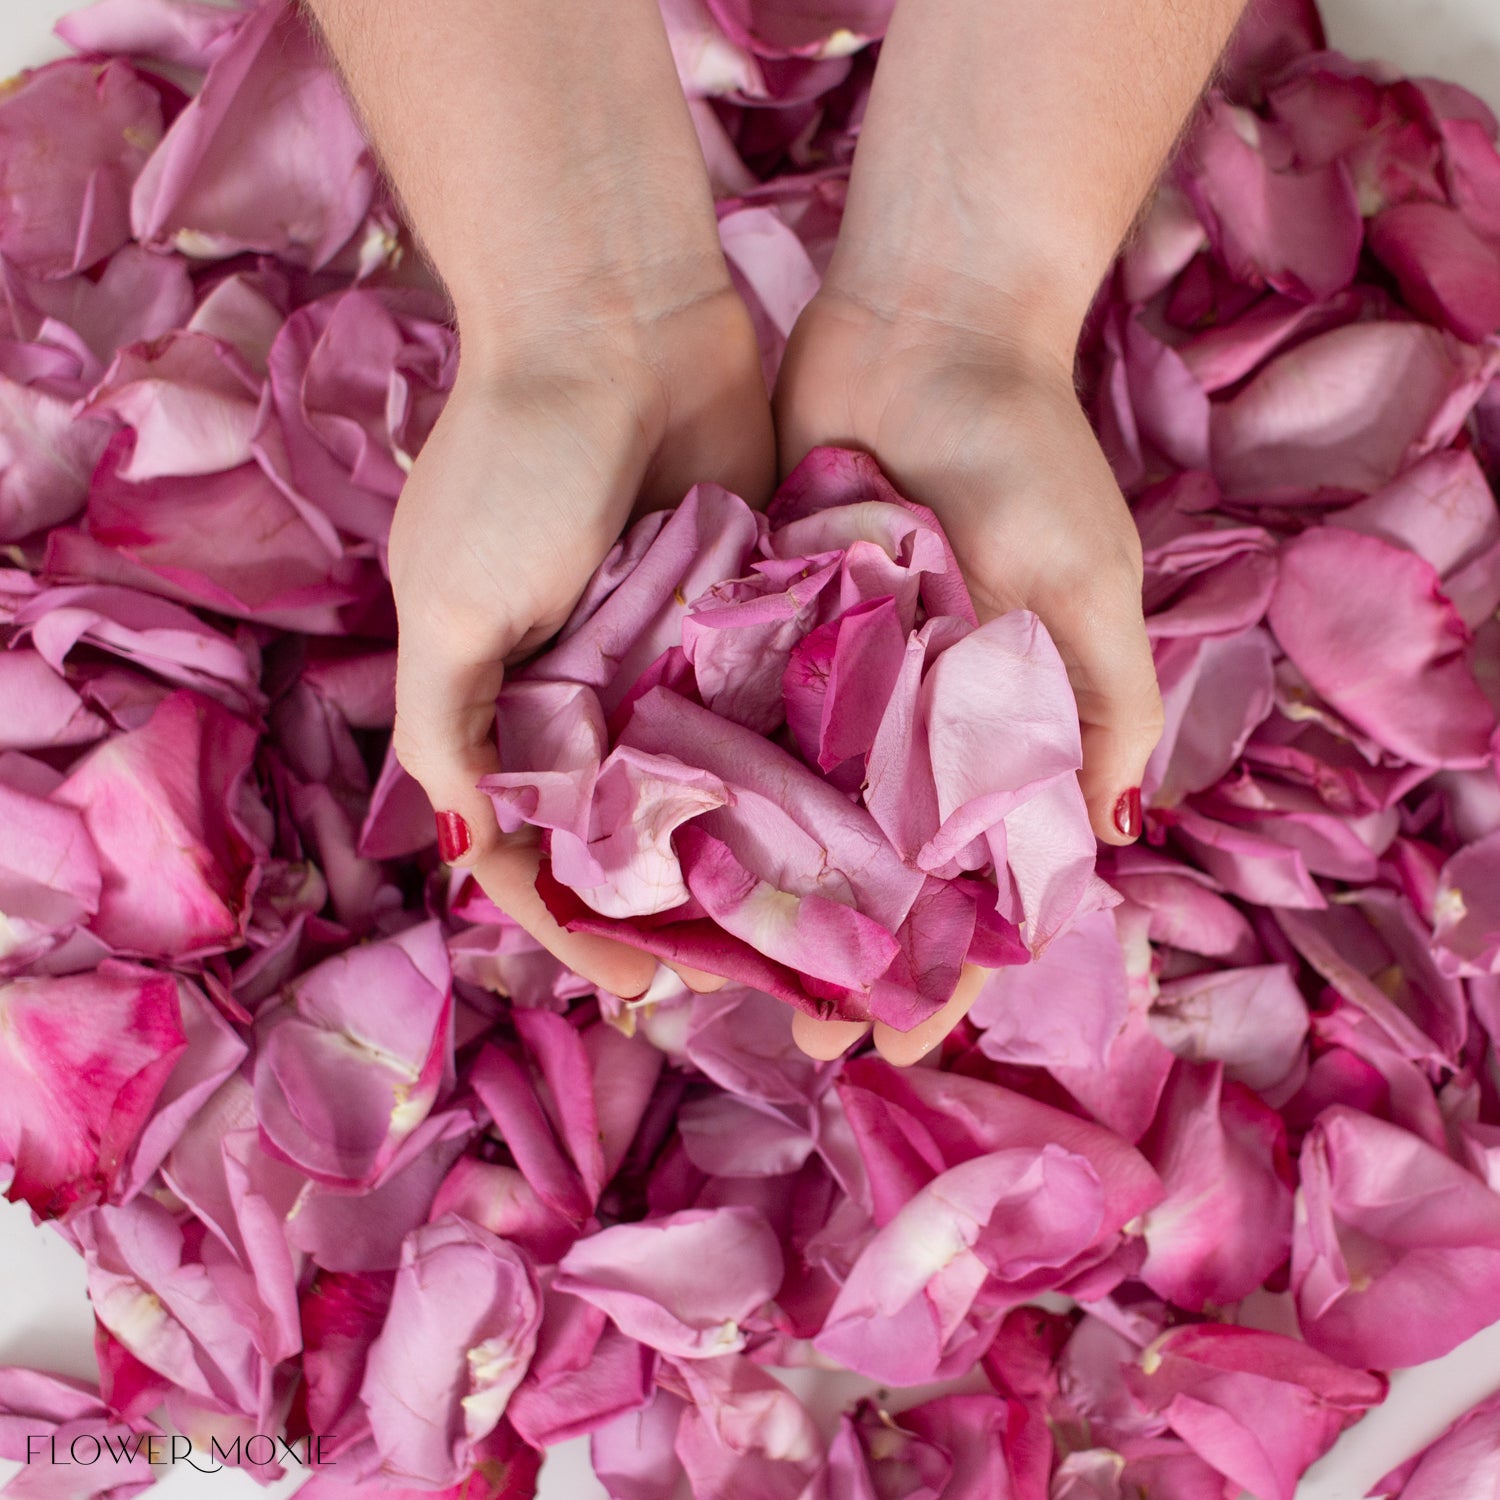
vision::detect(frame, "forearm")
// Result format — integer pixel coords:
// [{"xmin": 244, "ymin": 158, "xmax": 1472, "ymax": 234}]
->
[
  {"xmin": 303, "ymin": 0, "xmax": 728, "ymax": 366},
  {"xmin": 829, "ymin": 0, "xmax": 1247, "ymax": 353}
]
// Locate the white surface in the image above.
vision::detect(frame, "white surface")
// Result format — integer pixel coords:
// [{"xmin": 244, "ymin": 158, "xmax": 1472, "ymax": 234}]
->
[{"xmin": 4, "ymin": 2, "xmax": 1500, "ymax": 1498}]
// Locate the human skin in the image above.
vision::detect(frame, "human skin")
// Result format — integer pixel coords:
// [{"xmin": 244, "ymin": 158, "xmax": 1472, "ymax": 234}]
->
[
  {"xmin": 302, "ymin": 0, "xmax": 774, "ymax": 1003},
  {"xmin": 780, "ymin": 0, "xmax": 1248, "ymax": 1063},
  {"xmin": 303, "ymin": 0, "xmax": 1245, "ymax": 1061}
]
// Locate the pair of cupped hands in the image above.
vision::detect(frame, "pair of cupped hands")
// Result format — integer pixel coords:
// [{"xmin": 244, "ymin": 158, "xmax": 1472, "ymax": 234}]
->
[
  {"xmin": 307, "ymin": 0, "xmax": 1246, "ymax": 1065},
  {"xmin": 389, "ymin": 245, "xmax": 1164, "ymax": 1065}
]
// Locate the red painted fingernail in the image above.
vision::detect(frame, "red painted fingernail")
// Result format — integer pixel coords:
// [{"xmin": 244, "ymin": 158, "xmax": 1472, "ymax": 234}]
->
[
  {"xmin": 1113, "ymin": 787, "xmax": 1142, "ymax": 840},
  {"xmin": 435, "ymin": 810, "xmax": 472, "ymax": 862}
]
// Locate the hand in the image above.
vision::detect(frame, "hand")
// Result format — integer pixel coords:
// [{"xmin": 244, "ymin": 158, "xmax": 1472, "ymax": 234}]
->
[
  {"xmin": 390, "ymin": 287, "xmax": 774, "ymax": 996},
  {"xmin": 773, "ymin": 285, "xmax": 1164, "ymax": 1064},
  {"xmin": 308, "ymin": 0, "xmax": 773, "ymax": 989},
  {"xmin": 760, "ymin": 0, "xmax": 1235, "ymax": 1065}
]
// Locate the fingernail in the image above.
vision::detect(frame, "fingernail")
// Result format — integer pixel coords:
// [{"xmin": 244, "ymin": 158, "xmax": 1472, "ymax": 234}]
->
[
  {"xmin": 1113, "ymin": 787, "xmax": 1142, "ymax": 840},
  {"xmin": 435, "ymin": 810, "xmax": 472, "ymax": 862}
]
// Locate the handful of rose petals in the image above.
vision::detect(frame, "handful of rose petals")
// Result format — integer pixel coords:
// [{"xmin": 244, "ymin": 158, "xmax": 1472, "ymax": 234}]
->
[
  {"xmin": 483, "ymin": 447, "xmax": 1102, "ymax": 1030},
  {"xmin": 1, "ymin": 0, "xmax": 1500, "ymax": 1498}
]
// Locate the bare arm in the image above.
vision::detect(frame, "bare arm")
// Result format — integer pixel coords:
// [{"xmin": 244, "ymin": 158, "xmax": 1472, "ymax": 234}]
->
[
  {"xmin": 830, "ymin": 0, "xmax": 1246, "ymax": 350},
  {"xmin": 303, "ymin": 0, "xmax": 729, "ymax": 349}
]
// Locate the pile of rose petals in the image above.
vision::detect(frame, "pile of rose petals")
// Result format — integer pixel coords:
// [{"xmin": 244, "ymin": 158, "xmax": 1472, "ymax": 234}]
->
[
  {"xmin": 484, "ymin": 450, "xmax": 1097, "ymax": 1032},
  {"xmin": 1, "ymin": 0, "xmax": 1500, "ymax": 1497}
]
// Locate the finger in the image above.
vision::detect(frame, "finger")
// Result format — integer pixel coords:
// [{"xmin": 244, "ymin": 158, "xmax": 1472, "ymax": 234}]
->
[
  {"xmin": 791, "ymin": 1012, "xmax": 872, "ymax": 1061},
  {"xmin": 472, "ymin": 835, "xmax": 658, "ymax": 998},
  {"xmin": 392, "ymin": 610, "xmax": 510, "ymax": 868},
  {"xmin": 666, "ymin": 962, "xmax": 730, "ymax": 995},
  {"xmin": 1044, "ymin": 566, "xmax": 1164, "ymax": 847},
  {"xmin": 872, "ymin": 963, "xmax": 990, "ymax": 1066}
]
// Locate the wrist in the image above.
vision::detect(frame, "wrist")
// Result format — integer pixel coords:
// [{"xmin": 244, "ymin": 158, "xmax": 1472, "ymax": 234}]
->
[
  {"xmin": 452, "ymin": 278, "xmax": 764, "ymax": 459},
  {"xmin": 825, "ymin": 215, "xmax": 1106, "ymax": 359},
  {"xmin": 452, "ymin": 255, "xmax": 735, "ymax": 382},
  {"xmin": 797, "ymin": 276, "xmax": 1081, "ymax": 416},
  {"xmin": 817, "ymin": 86, "xmax": 1114, "ymax": 379}
]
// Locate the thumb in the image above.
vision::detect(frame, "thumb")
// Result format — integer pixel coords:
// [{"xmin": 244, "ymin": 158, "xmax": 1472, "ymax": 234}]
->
[
  {"xmin": 393, "ymin": 627, "xmax": 507, "ymax": 867},
  {"xmin": 1046, "ymin": 581, "xmax": 1164, "ymax": 846}
]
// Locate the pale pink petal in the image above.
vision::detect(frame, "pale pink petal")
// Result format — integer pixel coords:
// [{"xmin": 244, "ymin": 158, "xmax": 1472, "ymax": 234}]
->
[
  {"xmin": 1123, "ymin": 1323, "xmax": 1385, "ymax": 1500},
  {"xmin": 254, "ymin": 921, "xmax": 453, "ymax": 1187},
  {"xmin": 1210, "ymin": 322, "xmax": 1499, "ymax": 499},
  {"xmin": 526, "ymin": 482, "xmax": 760, "ymax": 712},
  {"xmin": 1137, "ymin": 1062, "xmax": 1293, "ymax": 1309},
  {"xmin": 553, "ymin": 1206, "xmax": 783, "ymax": 1360},
  {"xmin": 1149, "ymin": 964, "xmax": 1309, "ymax": 1095},
  {"xmin": 85, "ymin": 329, "xmax": 263, "ymax": 480},
  {"xmin": 1293, "ymin": 1105, "xmax": 1500, "ymax": 1367},
  {"xmin": 0, "ymin": 378, "xmax": 111, "ymax": 542},
  {"xmin": 670, "ymin": 1354, "xmax": 825, "ymax": 1500},
  {"xmin": 1433, "ymin": 827, "xmax": 1500, "ymax": 975},
  {"xmin": 0, "ymin": 59, "xmax": 162, "ymax": 278},
  {"xmin": 130, "ymin": 2, "xmax": 375, "ymax": 266},
  {"xmin": 56, "ymin": 0, "xmax": 249, "ymax": 70},
  {"xmin": 970, "ymin": 908, "xmax": 1129, "ymax": 1072},
  {"xmin": 360, "ymin": 1215, "xmax": 542, "ymax": 1489},
  {"xmin": 814, "ymin": 1146, "xmax": 1104, "ymax": 1384},
  {"xmin": 0, "ymin": 650, "xmax": 107, "ymax": 750},
  {"xmin": 1267, "ymin": 526, "xmax": 1493, "ymax": 767},
  {"xmin": 74, "ymin": 1197, "xmax": 265, "ymax": 1419}
]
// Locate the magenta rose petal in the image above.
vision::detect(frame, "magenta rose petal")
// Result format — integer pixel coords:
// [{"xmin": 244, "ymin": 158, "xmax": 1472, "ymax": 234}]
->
[
  {"xmin": 1123, "ymin": 1324, "xmax": 1386, "ymax": 1500},
  {"xmin": 50, "ymin": 690, "xmax": 266, "ymax": 960},
  {"xmin": 1293, "ymin": 1105, "xmax": 1500, "ymax": 1367},
  {"xmin": 1366, "ymin": 199, "xmax": 1500, "ymax": 342},
  {"xmin": 0, "ymin": 964, "xmax": 185, "ymax": 1218},
  {"xmin": 1182, "ymin": 95, "xmax": 1363, "ymax": 301}
]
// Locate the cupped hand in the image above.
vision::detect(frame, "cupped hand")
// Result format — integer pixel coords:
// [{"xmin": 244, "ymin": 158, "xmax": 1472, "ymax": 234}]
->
[
  {"xmin": 774, "ymin": 286, "xmax": 1165, "ymax": 1065},
  {"xmin": 389, "ymin": 287, "xmax": 774, "ymax": 997}
]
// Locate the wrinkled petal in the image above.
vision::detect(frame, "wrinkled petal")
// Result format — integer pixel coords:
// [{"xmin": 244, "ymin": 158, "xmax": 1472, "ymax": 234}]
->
[
  {"xmin": 1293, "ymin": 1105, "xmax": 1500, "ymax": 1367},
  {"xmin": 360, "ymin": 1214, "xmax": 542, "ymax": 1489},
  {"xmin": 1123, "ymin": 1323, "xmax": 1385, "ymax": 1500},
  {"xmin": 554, "ymin": 1206, "xmax": 783, "ymax": 1360},
  {"xmin": 130, "ymin": 1, "xmax": 376, "ymax": 266}
]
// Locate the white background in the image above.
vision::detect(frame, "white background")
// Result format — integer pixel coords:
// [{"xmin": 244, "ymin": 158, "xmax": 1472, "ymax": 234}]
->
[{"xmin": 3, "ymin": 2, "xmax": 1500, "ymax": 1497}]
